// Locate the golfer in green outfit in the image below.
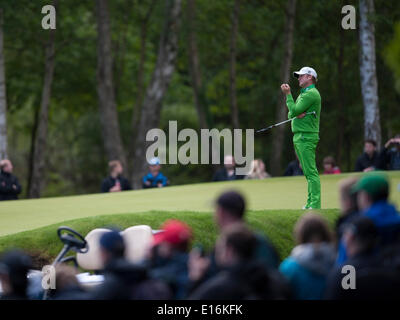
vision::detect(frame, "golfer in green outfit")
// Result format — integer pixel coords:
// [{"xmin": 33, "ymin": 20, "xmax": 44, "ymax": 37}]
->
[{"xmin": 281, "ymin": 66, "xmax": 321, "ymax": 209}]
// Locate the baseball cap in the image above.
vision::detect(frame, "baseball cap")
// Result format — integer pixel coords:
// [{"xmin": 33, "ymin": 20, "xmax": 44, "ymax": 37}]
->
[
  {"xmin": 153, "ymin": 220, "xmax": 192, "ymax": 247},
  {"xmin": 99, "ymin": 230, "xmax": 125, "ymax": 254},
  {"xmin": 293, "ymin": 67, "xmax": 318, "ymax": 80},
  {"xmin": 148, "ymin": 157, "xmax": 160, "ymax": 166},
  {"xmin": 351, "ymin": 172, "xmax": 389, "ymax": 199}
]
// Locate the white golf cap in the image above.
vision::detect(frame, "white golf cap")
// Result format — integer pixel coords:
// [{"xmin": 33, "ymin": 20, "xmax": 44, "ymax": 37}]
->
[
  {"xmin": 148, "ymin": 157, "xmax": 160, "ymax": 165},
  {"xmin": 293, "ymin": 67, "xmax": 317, "ymax": 80}
]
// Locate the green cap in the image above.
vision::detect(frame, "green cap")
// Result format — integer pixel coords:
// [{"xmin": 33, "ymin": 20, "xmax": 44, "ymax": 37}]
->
[{"xmin": 351, "ymin": 172, "xmax": 389, "ymax": 199}]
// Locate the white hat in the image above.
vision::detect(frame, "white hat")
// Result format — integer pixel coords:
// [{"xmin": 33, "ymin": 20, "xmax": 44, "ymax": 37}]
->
[
  {"xmin": 293, "ymin": 67, "xmax": 317, "ymax": 80},
  {"xmin": 148, "ymin": 157, "xmax": 160, "ymax": 165}
]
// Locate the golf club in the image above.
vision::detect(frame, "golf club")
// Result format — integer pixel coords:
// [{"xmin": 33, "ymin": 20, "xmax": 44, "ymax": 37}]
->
[{"xmin": 256, "ymin": 111, "xmax": 317, "ymax": 133}]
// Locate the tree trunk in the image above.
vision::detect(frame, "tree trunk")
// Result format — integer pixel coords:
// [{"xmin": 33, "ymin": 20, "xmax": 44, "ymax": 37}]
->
[
  {"xmin": 130, "ymin": 0, "xmax": 157, "ymax": 164},
  {"xmin": 0, "ymin": 9, "xmax": 7, "ymax": 160},
  {"xmin": 270, "ymin": 0, "xmax": 296, "ymax": 176},
  {"xmin": 28, "ymin": 1, "xmax": 58, "ymax": 198},
  {"xmin": 96, "ymin": 0, "xmax": 127, "ymax": 169},
  {"xmin": 336, "ymin": 19, "xmax": 346, "ymax": 166},
  {"xmin": 229, "ymin": 0, "xmax": 240, "ymax": 129},
  {"xmin": 359, "ymin": 0, "xmax": 381, "ymax": 148},
  {"xmin": 131, "ymin": 0, "xmax": 182, "ymax": 189},
  {"xmin": 187, "ymin": 0, "xmax": 208, "ymax": 129}
]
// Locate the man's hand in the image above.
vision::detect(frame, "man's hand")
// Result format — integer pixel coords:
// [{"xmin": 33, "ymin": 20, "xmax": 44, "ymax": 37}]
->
[
  {"xmin": 109, "ymin": 184, "xmax": 121, "ymax": 192},
  {"xmin": 280, "ymin": 83, "xmax": 291, "ymax": 95},
  {"xmin": 188, "ymin": 249, "xmax": 211, "ymax": 282},
  {"xmin": 297, "ymin": 112, "xmax": 306, "ymax": 119},
  {"xmin": 363, "ymin": 167, "xmax": 374, "ymax": 172}
]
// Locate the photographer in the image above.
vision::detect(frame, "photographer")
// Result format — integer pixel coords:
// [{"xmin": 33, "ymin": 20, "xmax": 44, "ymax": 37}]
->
[
  {"xmin": 0, "ymin": 159, "xmax": 22, "ymax": 201},
  {"xmin": 379, "ymin": 135, "xmax": 400, "ymax": 171}
]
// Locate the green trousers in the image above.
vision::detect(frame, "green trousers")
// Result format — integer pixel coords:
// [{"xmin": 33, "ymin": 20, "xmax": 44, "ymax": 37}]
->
[{"xmin": 293, "ymin": 132, "xmax": 321, "ymax": 209}]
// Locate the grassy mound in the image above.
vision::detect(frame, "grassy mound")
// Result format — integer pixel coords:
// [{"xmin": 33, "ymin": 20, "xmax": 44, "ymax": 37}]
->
[{"xmin": 0, "ymin": 209, "xmax": 339, "ymax": 267}]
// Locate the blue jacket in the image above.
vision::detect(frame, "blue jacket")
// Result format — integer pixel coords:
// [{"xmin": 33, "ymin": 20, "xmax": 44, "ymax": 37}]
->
[
  {"xmin": 336, "ymin": 201, "xmax": 400, "ymax": 264},
  {"xmin": 280, "ymin": 243, "xmax": 336, "ymax": 300},
  {"xmin": 142, "ymin": 172, "xmax": 168, "ymax": 188}
]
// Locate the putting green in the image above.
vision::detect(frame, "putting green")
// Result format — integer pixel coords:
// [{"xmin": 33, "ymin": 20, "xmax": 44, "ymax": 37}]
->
[{"xmin": 0, "ymin": 172, "xmax": 399, "ymax": 237}]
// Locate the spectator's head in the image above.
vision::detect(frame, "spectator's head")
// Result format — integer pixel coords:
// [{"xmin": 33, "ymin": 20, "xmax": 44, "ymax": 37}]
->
[
  {"xmin": 215, "ymin": 224, "xmax": 257, "ymax": 267},
  {"xmin": 338, "ymin": 177, "xmax": 359, "ymax": 216},
  {"xmin": 249, "ymin": 159, "xmax": 266, "ymax": 175},
  {"xmin": 223, "ymin": 155, "xmax": 235, "ymax": 171},
  {"xmin": 364, "ymin": 139, "xmax": 377, "ymax": 156},
  {"xmin": 0, "ymin": 159, "xmax": 13, "ymax": 173},
  {"xmin": 148, "ymin": 157, "xmax": 161, "ymax": 176},
  {"xmin": 152, "ymin": 220, "xmax": 192, "ymax": 256},
  {"xmin": 108, "ymin": 160, "xmax": 123, "ymax": 178},
  {"xmin": 323, "ymin": 156, "xmax": 336, "ymax": 172},
  {"xmin": 342, "ymin": 217, "xmax": 378, "ymax": 257},
  {"xmin": 0, "ymin": 250, "xmax": 32, "ymax": 298},
  {"xmin": 215, "ymin": 191, "xmax": 246, "ymax": 230},
  {"xmin": 352, "ymin": 172, "xmax": 389, "ymax": 211},
  {"xmin": 99, "ymin": 230, "xmax": 125, "ymax": 265},
  {"xmin": 294, "ymin": 213, "xmax": 333, "ymax": 245}
]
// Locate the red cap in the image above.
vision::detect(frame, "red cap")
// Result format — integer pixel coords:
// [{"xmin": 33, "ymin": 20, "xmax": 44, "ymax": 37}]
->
[{"xmin": 153, "ymin": 220, "xmax": 192, "ymax": 247}]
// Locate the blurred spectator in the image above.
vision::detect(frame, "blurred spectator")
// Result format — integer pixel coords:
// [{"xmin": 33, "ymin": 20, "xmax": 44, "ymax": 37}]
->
[
  {"xmin": 146, "ymin": 220, "xmax": 192, "ymax": 299},
  {"xmin": 245, "ymin": 159, "xmax": 271, "ymax": 179},
  {"xmin": 0, "ymin": 159, "xmax": 22, "ymax": 201},
  {"xmin": 101, "ymin": 160, "xmax": 131, "ymax": 193},
  {"xmin": 322, "ymin": 156, "xmax": 341, "ymax": 174},
  {"xmin": 142, "ymin": 157, "xmax": 169, "ymax": 189},
  {"xmin": 284, "ymin": 156, "xmax": 303, "ymax": 176},
  {"xmin": 354, "ymin": 139, "xmax": 380, "ymax": 172},
  {"xmin": 336, "ymin": 172, "xmax": 400, "ymax": 264},
  {"xmin": 279, "ymin": 213, "xmax": 335, "ymax": 300},
  {"xmin": 187, "ymin": 191, "xmax": 281, "ymax": 297},
  {"xmin": 188, "ymin": 224, "xmax": 289, "ymax": 300},
  {"xmin": 324, "ymin": 217, "xmax": 398, "ymax": 299},
  {"xmin": 0, "ymin": 250, "xmax": 32, "ymax": 300},
  {"xmin": 213, "ymin": 191, "xmax": 280, "ymax": 268},
  {"xmin": 52, "ymin": 264, "xmax": 89, "ymax": 300},
  {"xmin": 379, "ymin": 134, "xmax": 400, "ymax": 171},
  {"xmin": 212, "ymin": 155, "xmax": 244, "ymax": 181},
  {"xmin": 335, "ymin": 177, "xmax": 359, "ymax": 262},
  {"xmin": 91, "ymin": 230, "xmax": 151, "ymax": 300}
]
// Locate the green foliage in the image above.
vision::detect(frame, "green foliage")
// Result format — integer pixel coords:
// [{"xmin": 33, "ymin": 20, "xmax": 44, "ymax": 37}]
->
[
  {"xmin": 0, "ymin": 209, "xmax": 339, "ymax": 266},
  {"xmin": 2, "ymin": 0, "xmax": 400, "ymax": 197}
]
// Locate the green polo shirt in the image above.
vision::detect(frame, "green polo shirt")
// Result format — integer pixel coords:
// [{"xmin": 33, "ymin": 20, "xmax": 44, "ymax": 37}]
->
[{"xmin": 286, "ymin": 84, "xmax": 321, "ymax": 134}]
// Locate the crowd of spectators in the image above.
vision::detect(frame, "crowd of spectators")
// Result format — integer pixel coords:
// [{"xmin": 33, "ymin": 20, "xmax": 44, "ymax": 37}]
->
[{"xmin": 1, "ymin": 171, "xmax": 399, "ymax": 300}]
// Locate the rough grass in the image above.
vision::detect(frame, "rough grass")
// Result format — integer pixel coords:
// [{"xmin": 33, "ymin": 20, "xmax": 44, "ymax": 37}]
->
[{"xmin": 0, "ymin": 209, "xmax": 339, "ymax": 268}]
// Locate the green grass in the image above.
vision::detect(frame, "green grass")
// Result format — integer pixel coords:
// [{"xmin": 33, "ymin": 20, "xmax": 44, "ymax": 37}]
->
[
  {"xmin": 0, "ymin": 172, "xmax": 398, "ymax": 267},
  {"xmin": 0, "ymin": 209, "xmax": 339, "ymax": 266}
]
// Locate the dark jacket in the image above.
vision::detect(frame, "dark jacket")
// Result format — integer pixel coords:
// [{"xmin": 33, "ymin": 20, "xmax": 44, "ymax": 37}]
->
[
  {"xmin": 91, "ymin": 258, "xmax": 148, "ymax": 300},
  {"xmin": 354, "ymin": 152, "xmax": 380, "ymax": 172},
  {"xmin": 101, "ymin": 175, "xmax": 131, "ymax": 193},
  {"xmin": 0, "ymin": 170, "xmax": 22, "ymax": 201},
  {"xmin": 212, "ymin": 168, "xmax": 244, "ymax": 182},
  {"xmin": 379, "ymin": 146, "xmax": 400, "ymax": 171},
  {"xmin": 188, "ymin": 261, "xmax": 291, "ymax": 300},
  {"xmin": 325, "ymin": 251, "xmax": 384, "ymax": 300},
  {"xmin": 284, "ymin": 160, "xmax": 303, "ymax": 176},
  {"xmin": 148, "ymin": 251, "xmax": 189, "ymax": 300}
]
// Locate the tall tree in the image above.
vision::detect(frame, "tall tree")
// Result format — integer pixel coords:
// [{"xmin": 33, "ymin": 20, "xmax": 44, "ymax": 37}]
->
[
  {"xmin": 359, "ymin": 0, "xmax": 381, "ymax": 148},
  {"xmin": 0, "ymin": 9, "xmax": 7, "ymax": 160},
  {"xmin": 130, "ymin": 0, "xmax": 157, "ymax": 163},
  {"xmin": 28, "ymin": 1, "xmax": 58, "ymax": 198},
  {"xmin": 187, "ymin": 0, "xmax": 209, "ymax": 129},
  {"xmin": 229, "ymin": 0, "xmax": 240, "ymax": 129},
  {"xmin": 270, "ymin": 0, "xmax": 296, "ymax": 176},
  {"xmin": 131, "ymin": 0, "xmax": 182, "ymax": 189},
  {"xmin": 96, "ymin": 0, "xmax": 127, "ymax": 169}
]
